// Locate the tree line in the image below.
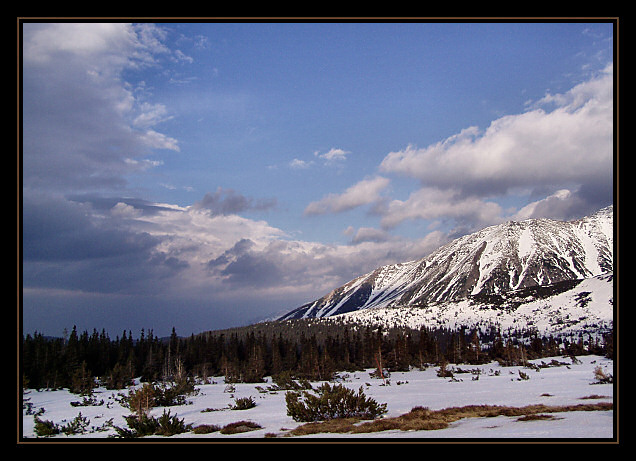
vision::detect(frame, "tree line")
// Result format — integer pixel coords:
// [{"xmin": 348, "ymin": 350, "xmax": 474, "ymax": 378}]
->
[{"xmin": 21, "ymin": 318, "xmax": 613, "ymax": 391}]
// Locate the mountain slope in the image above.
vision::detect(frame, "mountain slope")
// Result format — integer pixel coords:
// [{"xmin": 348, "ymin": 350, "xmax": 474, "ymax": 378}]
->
[
  {"xmin": 279, "ymin": 206, "xmax": 613, "ymax": 321},
  {"xmin": 340, "ymin": 272, "xmax": 613, "ymax": 337}
]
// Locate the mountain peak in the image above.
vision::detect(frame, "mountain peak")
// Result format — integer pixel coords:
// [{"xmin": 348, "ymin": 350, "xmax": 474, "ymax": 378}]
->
[{"xmin": 279, "ymin": 206, "xmax": 613, "ymax": 322}]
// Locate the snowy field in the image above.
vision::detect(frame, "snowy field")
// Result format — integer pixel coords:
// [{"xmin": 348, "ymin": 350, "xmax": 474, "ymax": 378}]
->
[{"xmin": 21, "ymin": 354, "xmax": 615, "ymax": 442}]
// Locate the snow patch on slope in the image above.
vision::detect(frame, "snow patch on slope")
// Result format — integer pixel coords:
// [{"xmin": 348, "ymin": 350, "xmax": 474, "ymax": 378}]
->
[
  {"xmin": 338, "ymin": 272, "xmax": 613, "ymax": 338},
  {"xmin": 279, "ymin": 206, "xmax": 613, "ymax": 329}
]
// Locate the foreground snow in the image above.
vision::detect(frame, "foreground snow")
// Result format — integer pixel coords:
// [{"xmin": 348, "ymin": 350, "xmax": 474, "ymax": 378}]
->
[{"xmin": 21, "ymin": 354, "xmax": 614, "ymax": 441}]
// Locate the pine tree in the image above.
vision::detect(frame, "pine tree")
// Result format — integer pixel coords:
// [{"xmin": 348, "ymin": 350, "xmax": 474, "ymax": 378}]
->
[
  {"xmin": 603, "ymin": 331, "xmax": 614, "ymax": 359},
  {"xmin": 69, "ymin": 361, "xmax": 96, "ymax": 395},
  {"xmin": 270, "ymin": 335, "xmax": 284, "ymax": 376},
  {"xmin": 243, "ymin": 338, "xmax": 266, "ymax": 383},
  {"xmin": 469, "ymin": 329, "xmax": 481, "ymax": 364},
  {"xmin": 63, "ymin": 326, "xmax": 81, "ymax": 388},
  {"xmin": 491, "ymin": 328, "xmax": 505, "ymax": 361},
  {"xmin": 390, "ymin": 332, "xmax": 410, "ymax": 372}
]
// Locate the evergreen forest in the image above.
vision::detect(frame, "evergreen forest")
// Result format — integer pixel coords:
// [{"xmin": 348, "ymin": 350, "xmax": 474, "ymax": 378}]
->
[{"xmin": 21, "ymin": 318, "xmax": 614, "ymax": 393}]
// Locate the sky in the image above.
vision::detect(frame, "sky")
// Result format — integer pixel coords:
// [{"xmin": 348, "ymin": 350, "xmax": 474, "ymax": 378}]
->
[{"xmin": 20, "ymin": 20, "xmax": 616, "ymax": 338}]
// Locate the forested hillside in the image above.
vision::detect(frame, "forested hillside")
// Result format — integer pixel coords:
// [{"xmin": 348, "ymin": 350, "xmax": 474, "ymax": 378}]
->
[{"xmin": 21, "ymin": 319, "xmax": 613, "ymax": 392}]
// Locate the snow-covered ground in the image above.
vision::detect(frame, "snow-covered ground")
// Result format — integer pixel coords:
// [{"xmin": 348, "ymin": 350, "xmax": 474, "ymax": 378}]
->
[{"xmin": 21, "ymin": 354, "xmax": 614, "ymax": 441}]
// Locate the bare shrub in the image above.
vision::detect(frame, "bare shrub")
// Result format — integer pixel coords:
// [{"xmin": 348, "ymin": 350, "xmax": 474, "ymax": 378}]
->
[{"xmin": 592, "ymin": 365, "xmax": 613, "ymax": 384}]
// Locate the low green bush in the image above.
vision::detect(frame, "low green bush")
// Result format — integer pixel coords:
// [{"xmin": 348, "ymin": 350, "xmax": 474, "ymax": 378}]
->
[
  {"xmin": 33, "ymin": 416, "xmax": 60, "ymax": 437},
  {"xmin": 61, "ymin": 412, "xmax": 90, "ymax": 435},
  {"xmin": 155, "ymin": 409, "xmax": 192, "ymax": 436},
  {"xmin": 122, "ymin": 378, "xmax": 199, "ymax": 416},
  {"xmin": 113, "ymin": 409, "xmax": 192, "ymax": 438},
  {"xmin": 285, "ymin": 383, "xmax": 387, "ymax": 422},
  {"xmin": 231, "ymin": 396, "xmax": 256, "ymax": 410},
  {"xmin": 272, "ymin": 371, "xmax": 312, "ymax": 390}
]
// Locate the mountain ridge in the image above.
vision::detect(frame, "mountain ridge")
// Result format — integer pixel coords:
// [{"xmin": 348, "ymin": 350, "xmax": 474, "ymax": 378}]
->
[
  {"xmin": 338, "ymin": 271, "xmax": 613, "ymax": 338},
  {"xmin": 279, "ymin": 206, "xmax": 613, "ymax": 325}
]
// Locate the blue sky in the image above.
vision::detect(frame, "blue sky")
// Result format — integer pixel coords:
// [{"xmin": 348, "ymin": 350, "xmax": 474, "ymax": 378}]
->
[{"xmin": 21, "ymin": 20, "xmax": 615, "ymax": 337}]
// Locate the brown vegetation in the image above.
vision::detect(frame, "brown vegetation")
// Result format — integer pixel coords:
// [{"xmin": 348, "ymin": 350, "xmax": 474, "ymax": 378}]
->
[
  {"xmin": 219, "ymin": 420, "xmax": 263, "ymax": 434},
  {"xmin": 192, "ymin": 423, "xmax": 220, "ymax": 434},
  {"xmin": 287, "ymin": 401, "xmax": 613, "ymax": 436}
]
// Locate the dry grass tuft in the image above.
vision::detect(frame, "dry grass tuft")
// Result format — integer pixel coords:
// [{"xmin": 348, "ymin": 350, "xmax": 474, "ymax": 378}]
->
[
  {"xmin": 219, "ymin": 420, "xmax": 263, "ymax": 434},
  {"xmin": 516, "ymin": 414, "xmax": 562, "ymax": 422},
  {"xmin": 288, "ymin": 401, "xmax": 613, "ymax": 436},
  {"xmin": 192, "ymin": 423, "xmax": 220, "ymax": 434},
  {"xmin": 288, "ymin": 418, "xmax": 358, "ymax": 436}
]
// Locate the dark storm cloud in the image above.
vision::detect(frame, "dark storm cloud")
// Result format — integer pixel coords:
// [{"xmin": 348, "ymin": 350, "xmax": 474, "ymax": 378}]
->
[
  {"xmin": 23, "ymin": 193, "xmax": 155, "ymax": 262},
  {"xmin": 21, "ymin": 24, "xmax": 188, "ymax": 298},
  {"xmin": 206, "ymin": 238, "xmax": 283, "ymax": 287},
  {"xmin": 193, "ymin": 187, "xmax": 277, "ymax": 216},
  {"xmin": 220, "ymin": 252, "xmax": 285, "ymax": 287},
  {"xmin": 66, "ymin": 194, "xmax": 177, "ymax": 217},
  {"xmin": 207, "ymin": 238, "xmax": 255, "ymax": 269},
  {"xmin": 21, "ymin": 192, "xmax": 188, "ymax": 295}
]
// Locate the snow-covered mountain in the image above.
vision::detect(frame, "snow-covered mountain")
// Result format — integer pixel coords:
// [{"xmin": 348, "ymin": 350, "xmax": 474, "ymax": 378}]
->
[
  {"xmin": 279, "ymin": 206, "xmax": 614, "ymax": 329},
  {"xmin": 339, "ymin": 272, "xmax": 614, "ymax": 337}
]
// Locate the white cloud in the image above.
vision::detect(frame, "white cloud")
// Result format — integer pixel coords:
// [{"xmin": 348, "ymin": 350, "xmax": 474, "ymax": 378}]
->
[
  {"xmin": 380, "ymin": 187, "xmax": 504, "ymax": 230},
  {"xmin": 289, "ymin": 158, "xmax": 314, "ymax": 169},
  {"xmin": 139, "ymin": 205, "xmax": 287, "ymax": 266},
  {"xmin": 23, "ymin": 23, "xmax": 169, "ymax": 70},
  {"xmin": 133, "ymin": 103, "xmax": 174, "ymax": 129},
  {"xmin": 137, "ymin": 129, "xmax": 180, "ymax": 151},
  {"xmin": 349, "ymin": 227, "xmax": 392, "ymax": 244},
  {"xmin": 95, "ymin": 196, "xmax": 448, "ymax": 301},
  {"xmin": 174, "ymin": 49, "xmax": 194, "ymax": 63},
  {"xmin": 365, "ymin": 64, "xmax": 614, "ymax": 233},
  {"xmin": 510, "ymin": 187, "xmax": 602, "ymax": 222},
  {"xmin": 513, "ymin": 189, "xmax": 572, "ymax": 221},
  {"xmin": 379, "ymin": 65, "xmax": 613, "ymax": 196},
  {"xmin": 287, "ymin": 148, "xmax": 351, "ymax": 170},
  {"xmin": 110, "ymin": 201, "xmax": 143, "ymax": 218},
  {"xmin": 304, "ymin": 176, "xmax": 390, "ymax": 215},
  {"xmin": 22, "ymin": 23, "xmax": 179, "ymax": 192},
  {"xmin": 24, "ymin": 23, "xmax": 135, "ymax": 64},
  {"xmin": 315, "ymin": 148, "xmax": 351, "ymax": 163}
]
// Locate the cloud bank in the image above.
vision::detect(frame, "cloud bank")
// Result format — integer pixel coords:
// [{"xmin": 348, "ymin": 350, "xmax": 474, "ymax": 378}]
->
[
  {"xmin": 296, "ymin": 64, "xmax": 613, "ymax": 237},
  {"xmin": 304, "ymin": 176, "xmax": 390, "ymax": 215},
  {"xmin": 22, "ymin": 23, "xmax": 180, "ymax": 194},
  {"xmin": 377, "ymin": 64, "xmax": 613, "ymax": 228}
]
